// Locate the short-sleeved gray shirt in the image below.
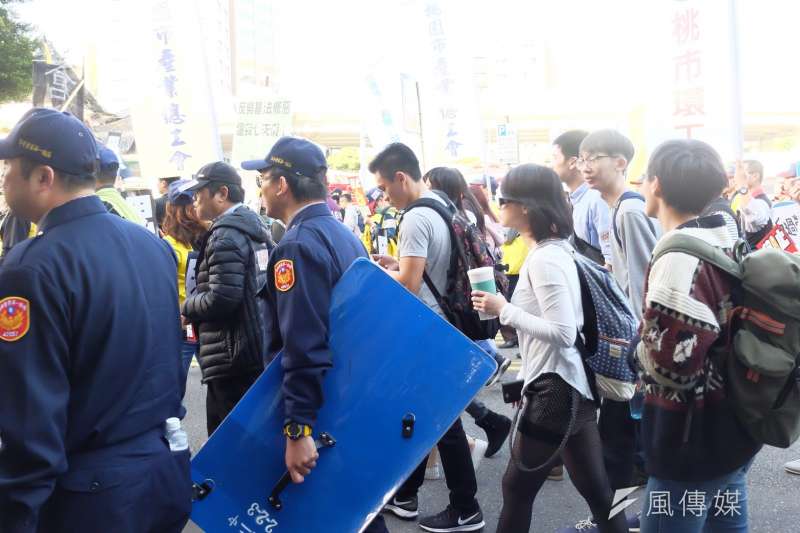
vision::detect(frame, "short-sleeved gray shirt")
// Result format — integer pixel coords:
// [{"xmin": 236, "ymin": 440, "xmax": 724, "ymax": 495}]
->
[{"xmin": 398, "ymin": 191, "xmax": 452, "ymax": 318}]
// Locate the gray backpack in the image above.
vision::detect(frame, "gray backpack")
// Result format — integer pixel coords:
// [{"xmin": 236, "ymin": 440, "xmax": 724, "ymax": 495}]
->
[{"xmin": 652, "ymin": 234, "xmax": 800, "ymax": 448}]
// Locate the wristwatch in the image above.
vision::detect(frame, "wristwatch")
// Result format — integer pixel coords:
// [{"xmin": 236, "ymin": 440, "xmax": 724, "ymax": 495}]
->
[{"xmin": 283, "ymin": 422, "xmax": 312, "ymax": 440}]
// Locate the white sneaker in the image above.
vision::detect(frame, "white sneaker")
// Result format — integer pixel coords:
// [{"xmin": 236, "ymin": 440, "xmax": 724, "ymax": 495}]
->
[
  {"xmin": 785, "ymin": 458, "xmax": 800, "ymax": 475},
  {"xmin": 470, "ymin": 438, "xmax": 488, "ymax": 470}
]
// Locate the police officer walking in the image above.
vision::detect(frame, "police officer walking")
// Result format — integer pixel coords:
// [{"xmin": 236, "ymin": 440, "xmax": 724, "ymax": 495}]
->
[
  {"xmin": 243, "ymin": 137, "xmax": 390, "ymax": 533},
  {"xmin": 0, "ymin": 109, "xmax": 190, "ymax": 532}
]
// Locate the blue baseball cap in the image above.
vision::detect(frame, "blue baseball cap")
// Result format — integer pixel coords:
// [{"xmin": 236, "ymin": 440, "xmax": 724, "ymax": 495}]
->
[
  {"xmin": 97, "ymin": 145, "xmax": 119, "ymax": 173},
  {"xmin": 0, "ymin": 108, "xmax": 97, "ymax": 175},
  {"xmin": 168, "ymin": 179, "xmax": 195, "ymax": 205},
  {"xmin": 241, "ymin": 136, "xmax": 327, "ymax": 178}
]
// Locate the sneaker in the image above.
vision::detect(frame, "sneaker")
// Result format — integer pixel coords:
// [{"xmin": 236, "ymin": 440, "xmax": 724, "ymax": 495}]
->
[
  {"xmin": 475, "ymin": 410, "xmax": 512, "ymax": 458},
  {"xmin": 548, "ymin": 465, "xmax": 564, "ymax": 481},
  {"xmin": 486, "ymin": 356, "xmax": 513, "ymax": 386},
  {"xmin": 470, "ymin": 438, "xmax": 488, "ymax": 469},
  {"xmin": 555, "ymin": 517, "xmax": 596, "ymax": 532},
  {"xmin": 556, "ymin": 513, "xmax": 641, "ymax": 533},
  {"xmin": 383, "ymin": 495, "xmax": 419, "ymax": 520},
  {"xmin": 785, "ymin": 458, "xmax": 800, "ymax": 475},
  {"xmin": 418, "ymin": 506, "xmax": 484, "ymax": 532}
]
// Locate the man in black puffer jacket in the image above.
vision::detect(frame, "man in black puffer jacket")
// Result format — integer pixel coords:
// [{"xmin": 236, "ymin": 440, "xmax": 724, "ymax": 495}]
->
[{"xmin": 181, "ymin": 162, "xmax": 274, "ymax": 435}]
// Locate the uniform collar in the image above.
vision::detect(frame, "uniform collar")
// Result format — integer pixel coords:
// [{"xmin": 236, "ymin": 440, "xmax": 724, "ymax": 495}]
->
[
  {"xmin": 38, "ymin": 195, "xmax": 107, "ymax": 233},
  {"xmin": 287, "ymin": 201, "xmax": 329, "ymax": 230}
]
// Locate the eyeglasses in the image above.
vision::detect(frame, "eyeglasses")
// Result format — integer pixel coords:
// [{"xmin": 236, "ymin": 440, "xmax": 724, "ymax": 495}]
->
[{"xmin": 576, "ymin": 154, "xmax": 614, "ymax": 168}]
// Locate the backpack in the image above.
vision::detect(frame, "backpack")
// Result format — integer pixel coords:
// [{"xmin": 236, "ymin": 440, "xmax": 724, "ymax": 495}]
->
[
  {"xmin": 612, "ymin": 191, "xmax": 656, "ymax": 249},
  {"xmin": 402, "ymin": 196, "xmax": 509, "ymax": 341},
  {"xmin": 652, "ymin": 233, "xmax": 800, "ymax": 448},
  {"xmin": 570, "ymin": 233, "xmax": 605, "ymax": 266},
  {"xmin": 572, "ymin": 251, "xmax": 639, "ymax": 402}
]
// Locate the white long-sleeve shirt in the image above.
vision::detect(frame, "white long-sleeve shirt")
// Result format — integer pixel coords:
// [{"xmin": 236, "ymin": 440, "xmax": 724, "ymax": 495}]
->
[{"xmin": 499, "ymin": 239, "xmax": 594, "ymax": 401}]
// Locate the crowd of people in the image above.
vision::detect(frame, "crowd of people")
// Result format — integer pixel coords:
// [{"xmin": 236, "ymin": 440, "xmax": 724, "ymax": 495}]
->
[{"xmin": 0, "ymin": 106, "xmax": 798, "ymax": 533}]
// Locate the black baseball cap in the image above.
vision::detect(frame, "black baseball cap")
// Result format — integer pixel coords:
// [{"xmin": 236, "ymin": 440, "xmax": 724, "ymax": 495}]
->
[
  {"xmin": 182, "ymin": 161, "xmax": 242, "ymax": 192},
  {"xmin": 241, "ymin": 136, "xmax": 326, "ymax": 179}
]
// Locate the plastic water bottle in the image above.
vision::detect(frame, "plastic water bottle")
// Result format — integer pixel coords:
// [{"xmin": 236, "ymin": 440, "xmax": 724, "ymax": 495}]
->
[
  {"xmin": 165, "ymin": 417, "xmax": 189, "ymax": 452},
  {"xmin": 629, "ymin": 384, "xmax": 645, "ymax": 420}
]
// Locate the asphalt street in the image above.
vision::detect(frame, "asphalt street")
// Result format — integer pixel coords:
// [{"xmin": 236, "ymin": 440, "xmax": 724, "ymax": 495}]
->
[{"xmin": 182, "ymin": 350, "xmax": 800, "ymax": 533}]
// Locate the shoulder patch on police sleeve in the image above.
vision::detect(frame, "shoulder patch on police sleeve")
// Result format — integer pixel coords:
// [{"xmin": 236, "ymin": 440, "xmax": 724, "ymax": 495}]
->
[
  {"xmin": 0, "ymin": 297, "xmax": 30, "ymax": 342},
  {"xmin": 274, "ymin": 259, "xmax": 295, "ymax": 292}
]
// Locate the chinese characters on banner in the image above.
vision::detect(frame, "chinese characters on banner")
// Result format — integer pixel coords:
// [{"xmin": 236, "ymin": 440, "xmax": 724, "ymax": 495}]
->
[
  {"xmin": 129, "ymin": 0, "xmax": 222, "ymax": 178},
  {"xmin": 669, "ymin": 1, "xmax": 741, "ymax": 161},
  {"xmin": 231, "ymin": 98, "xmax": 293, "ymax": 166},
  {"xmin": 757, "ymin": 224, "xmax": 799, "ymax": 254},
  {"xmin": 772, "ymin": 201, "xmax": 800, "ymax": 249},
  {"xmin": 671, "ymin": 3, "xmax": 705, "ymax": 139}
]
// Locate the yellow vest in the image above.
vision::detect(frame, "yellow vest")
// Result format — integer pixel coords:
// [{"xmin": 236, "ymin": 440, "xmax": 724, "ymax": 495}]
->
[{"xmin": 164, "ymin": 235, "xmax": 193, "ymax": 305}]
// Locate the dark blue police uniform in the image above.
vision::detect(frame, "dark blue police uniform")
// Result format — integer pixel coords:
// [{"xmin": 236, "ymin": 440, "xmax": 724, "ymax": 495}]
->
[
  {"xmin": 266, "ymin": 202, "xmax": 368, "ymax": 424},
  {"xmin": 0, "ymin": 196, "xmax": 191, "ymax": 532},
  {"xmin": 266, "ymin": 201, "xmax": 389, "ymax": 533}
]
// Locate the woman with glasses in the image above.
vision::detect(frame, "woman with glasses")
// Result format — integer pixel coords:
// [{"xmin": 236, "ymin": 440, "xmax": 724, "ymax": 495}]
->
[{"xmin": 472, "ymin": 164, "xmax": 628, "ymax": 533}]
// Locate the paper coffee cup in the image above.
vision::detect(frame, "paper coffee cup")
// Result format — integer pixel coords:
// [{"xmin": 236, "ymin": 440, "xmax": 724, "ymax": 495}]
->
[{"xmin": 468, "ymin": 266, "xmax": 497, "ymax": 320}]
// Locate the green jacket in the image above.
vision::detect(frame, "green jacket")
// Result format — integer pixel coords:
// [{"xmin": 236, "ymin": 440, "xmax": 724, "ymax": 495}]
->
[{"xmin": 96, "ymin": 187, "xmax": 145, "ymax": 226}]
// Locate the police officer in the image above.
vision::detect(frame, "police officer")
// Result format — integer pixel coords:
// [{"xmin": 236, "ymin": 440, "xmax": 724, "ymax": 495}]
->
[
  {"xmin": 243, "ymin": 137, "xmax": 389, "ymax": 533},
  {"xmin": 0, "ymin": 108, "xmax": 190, "ymax": 532}
]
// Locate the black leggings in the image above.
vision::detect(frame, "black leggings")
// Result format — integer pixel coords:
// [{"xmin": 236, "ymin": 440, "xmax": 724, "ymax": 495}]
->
[{"xmin": 496, "ymin": 420, "xmax": 629, "ymax": 533}]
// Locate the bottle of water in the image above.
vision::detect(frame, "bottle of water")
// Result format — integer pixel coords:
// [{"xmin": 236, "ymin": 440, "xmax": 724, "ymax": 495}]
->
[
  {"xmin": 165, "ymin": 417, "xmax": 189, "ymax": 452},
  {"xmin": 629, "ymin": 383, "xmax": 645, "ymax": 420}
]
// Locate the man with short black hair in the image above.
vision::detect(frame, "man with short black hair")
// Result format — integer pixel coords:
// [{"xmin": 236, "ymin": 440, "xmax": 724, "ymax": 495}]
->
[
  {"xmin": 371, "ymin": 142, "xmax": 485, "ymax": 533},
  {"xmin": 94, "ymin": 146, "xmax": 145, "ymax": 224},
  {"xmin": 0, "ymin": 108, "xmax": 190, "ymax": 532},
  {"xmin": 245, "ymin": 137, "xmax": 389, "ymax": 533},
  {"xmin": 579, "ymin": 129, "xmax": 659, "ymax": 498},
  {"xmin": 181, "ymin": 162, "xmax": 273, "ymax": 436},
  {"xmin": 737, "ymin": 159, "xmax": 773, "ymax": 248},
  {"xmin": 552, "ymin": 129, "xmax": 612, "ymax": 265},
  {"xmin": 340, "ymin": 192, "xmax": 363, "ymax": 237},
  {"xmin": 637, "ymin": 139, "xmax": 760, "ymax": 531}
]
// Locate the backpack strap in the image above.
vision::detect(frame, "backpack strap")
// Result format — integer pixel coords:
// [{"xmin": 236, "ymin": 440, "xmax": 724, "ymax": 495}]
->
[
  {"xmin": 651, "ymin": 233, "xmax": 742, "ymax": 281},
  {"xmin": 612, "ymin": 191, "xmax": 655, "ymax": 249},
  {"xmin": 401, "ymin": 197, "xmax": 460, "ymax": 313}
]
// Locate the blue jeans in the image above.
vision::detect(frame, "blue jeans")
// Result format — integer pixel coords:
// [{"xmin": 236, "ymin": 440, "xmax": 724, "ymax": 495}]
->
[{"xmin": 640, "ymin": 459, "xmax": 754, "ymax": 533}]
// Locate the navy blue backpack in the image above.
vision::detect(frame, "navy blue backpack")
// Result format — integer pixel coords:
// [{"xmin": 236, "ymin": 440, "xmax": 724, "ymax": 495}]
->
[{"xmin": 573, "ymin": 252, "xmax": 639, "ymax": 402}]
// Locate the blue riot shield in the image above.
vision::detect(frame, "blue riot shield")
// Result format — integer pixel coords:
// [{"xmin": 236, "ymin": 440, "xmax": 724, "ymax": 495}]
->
[{"xmin": 190, "ymin": 258, "xmax": 496, "ymax": 532}]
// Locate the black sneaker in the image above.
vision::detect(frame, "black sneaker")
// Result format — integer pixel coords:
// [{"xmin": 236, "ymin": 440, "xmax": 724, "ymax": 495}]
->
[
  {"xmin": 383, "ymin": 495, "xmax": 419, "ymax": 520},
  {"xmin": 418, "ymin": 506, "xmax": 484, "ymax": 532},
  {"xmin": 475, "ymin": 410, "xmax": 511, "ymax": 458}
]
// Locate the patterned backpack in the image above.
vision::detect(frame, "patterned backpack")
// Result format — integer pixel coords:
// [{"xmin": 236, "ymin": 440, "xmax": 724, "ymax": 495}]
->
[
  {"xmin": 402, "ymin": 195, "xmax": 509, "ymax": 341},
  {"xmin": 573, "ymin": 252, "xmax": 639, "ymax": 401}
]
